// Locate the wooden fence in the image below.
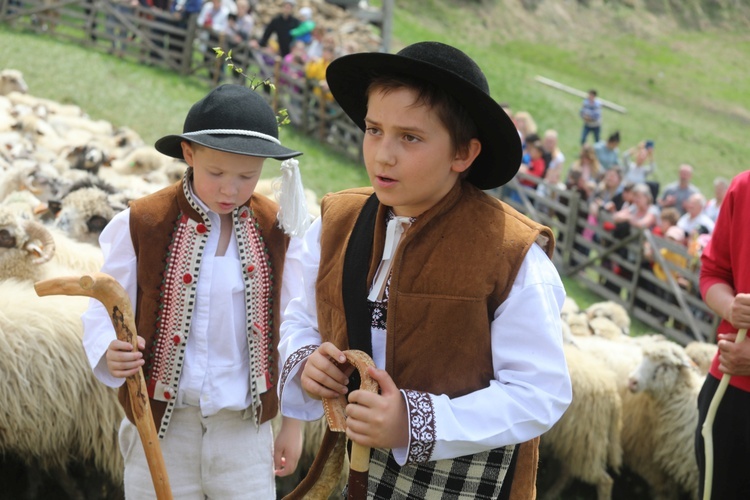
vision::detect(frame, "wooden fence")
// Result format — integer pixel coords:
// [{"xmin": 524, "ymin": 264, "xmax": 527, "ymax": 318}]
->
[
  {"xmin": 0, "ymin": 0, "xmax": 379, "ymax": 161},
  {"xmin": 497, "ymin": 173, "xmax": 718, "ymax": 345}
]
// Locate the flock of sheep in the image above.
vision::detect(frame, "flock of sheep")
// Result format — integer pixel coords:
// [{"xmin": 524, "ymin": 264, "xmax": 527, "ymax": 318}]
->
[
  {"xmin": 543, "ymin": 297, "xmax": 715, "ymax": 500},
  {"xmin": 0, "ymin": 67, "xmax": 718, "ymax": 500}
]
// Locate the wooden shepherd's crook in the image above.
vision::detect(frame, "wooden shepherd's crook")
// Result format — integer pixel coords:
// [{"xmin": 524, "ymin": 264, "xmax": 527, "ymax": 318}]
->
[
  {"xmin": 322, "ymin": 350, "xmax": 380, "ymax": 500},
  {"xmin": 34, "ymin": 272, "xmax": 173, "ymax": 500},
  {"xmin": 701, "ymin": 327, "xmax": 747, "ymax": 500}
]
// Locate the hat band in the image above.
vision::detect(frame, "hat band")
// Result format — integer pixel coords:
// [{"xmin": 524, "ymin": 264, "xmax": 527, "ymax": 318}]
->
[{"xmin": 182, "ymin": 129, "xmax": 281, "ymax": 145}]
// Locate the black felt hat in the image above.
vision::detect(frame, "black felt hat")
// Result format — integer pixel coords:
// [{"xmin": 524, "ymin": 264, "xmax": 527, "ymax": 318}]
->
[
  {"xmin": 155, "ymin": 84, "xmax": 301, "ymax": 160},
  {"xmin": 325, "ymin": 41, "xmax": 521, "ymax": 190}
]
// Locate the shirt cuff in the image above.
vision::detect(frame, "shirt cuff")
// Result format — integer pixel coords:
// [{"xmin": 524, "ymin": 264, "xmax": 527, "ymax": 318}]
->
[
  {"xmin": 278, "ymin": 344, "xmax": 325, "ymax": 420},
  {"xmin": 394, "ymin": 389, "xmax": 436, "ymax": 466}
]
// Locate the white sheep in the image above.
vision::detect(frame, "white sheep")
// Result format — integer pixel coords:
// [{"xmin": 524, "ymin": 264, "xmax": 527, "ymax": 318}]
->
[
  {"xmin": 627, "ymin": 340, "xmax": 704, "ymax": 500},
  {"xmin": 685, "ymin": 340, "xmax": 716, "ymax": 376},
  {"xmin": 586, "ymin": 300, "xmax": 631, "ymax": 335},
  {"xmin": 560, "ymin": 295, "xmax": 580, "ymax": 323},
  {"xmin": 0, "ymin": 279, "xmax": 124, "ymax": 498},
  {"xmin": 0, "ymin": 69, "xmax": 28, "ymax": 96},
  {"xmin": 52, "ymin": 186, "xmax": 117, "ymax": 246},
  {"xmin": 540, "ymin": 343, "xmax": 623, "ymax": 500},
  {"xmin": 0, "ymin": 206, "xmax": 57, "ymax": 281},
  {"xmin": 589, "ymin": 316, "xmax": 629, "ymax": 340},
  {"xmin": 566, "ymin": 311, "xmax": 591, "ymax": 337}
]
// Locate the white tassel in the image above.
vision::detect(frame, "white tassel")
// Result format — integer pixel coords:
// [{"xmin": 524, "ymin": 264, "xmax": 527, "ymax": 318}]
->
[{"xmin": 275, "ymin": 158, "xmax": 311, "ymax": 237}]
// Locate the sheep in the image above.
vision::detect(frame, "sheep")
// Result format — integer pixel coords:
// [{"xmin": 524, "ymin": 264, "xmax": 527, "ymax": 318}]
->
[
  {"xmin": 560, "ymin": 295, "xmax": 580, "ymax": 323},
  {"xmin": 589, "ymin": 315, "xmax": 629, "ymax": 340},
  {"xmin": 0, "ymin": 205, "xmax": 57, "ymax": 281},
  {"xmin": 6, "ymin": 90, "xmax": 85, "ymax": 118},
  {"xmin": 685, "ymin": 340, "xmax": 716, "ymax": 376},
  {"xmin": 0, "ymin": 278, "xmax": 124, "ymax": 499},
  {"xmin": 586, "ymin": 300, "xmax": 631, "ymax": 335},
  {"xmin": 108, "ymin": 145, "xmax": 172, "ymax": 176},
  {"xmin": 52, "ymin": 186, "xmax": 117, "ymax": 246},
  {"xmin": 0, "ymin": 69, "xmax": 28, "ymax": 96},
  {"xmin": 540, "ymin": 343, "xmax": 623, "ymax": 500},
  {"xmin": 566, "ymin": 310, "xmax": 591, "ymax": 337},
  {"xmin": 626, "ymin": 339, "xmax": 704, "ymax": 500}
]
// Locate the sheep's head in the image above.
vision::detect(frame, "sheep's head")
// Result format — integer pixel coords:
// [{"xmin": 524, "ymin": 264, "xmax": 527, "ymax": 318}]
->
[
  {"xmin": 628, "ymin": 341, "xmax": 694, "ymax": 395},
  {"xmin": 0, "ymin": 69, "xmax": 29, "ymax": 96},
  {"xmin": 586, "ymin": 300, "xmax": 631, "ymax": 335},
  {"xmin": 0, "ymin": 208, "xmax": 55, "ymax": 280},
  {"xmin": 53, "ymin": 186, "xmax": 115, "ymax": 245}
]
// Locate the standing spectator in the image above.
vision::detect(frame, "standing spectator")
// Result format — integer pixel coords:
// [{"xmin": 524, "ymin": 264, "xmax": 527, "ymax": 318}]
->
[
  {"xmin": 594, "ymin": 130, "xmax": 621, "ymax": 172},
  {"xmin": 579, "ymin": 89, "xmax": 602, "ymax": 145},
  {"xmin": 280, "ymin": 39, "xmax": 308, "ymax": 87},
  {"xmin": 705, "ymin": 176, "xmax": 729, "ymax": 222},
  {"xmin": 694, "ymin": 170, "xmax": 750, "ymax": 500},
  {"xmin": 622, "ymin": 140, "xmax": 656, "ymax": 186},
  {"xmin": 305, "ymin": 44, "xmax": 335, "ymax": 103},
  {"xmin": 290, "ymin": 6, "xmax": 315, "ymax": 45},
  {"xmin": 653, "ymin": 206, "xmax": 680, "ymax": 237},
  {"xmin": 252, "ymin": 0, "xmax": 300, "ymax": 57},
  {"xmin": 513, "ymin": 110, "xmax": 537, "ymax": 162},
  {"xmin": 589, "ymin": 167, "xmax": 624, "ymax": 217},
  {"xmin": 542, "ymin": 129, "xmax": 566, "ymax": 173},
  {"xmin": 658, "ymin": 163, "xmax": 701, "ymax": 216},
  {"xmin": 613, "ymin": 182, "xmax": 659, "ymax": 231},
  {"xmin": 677, "ymin": 193, "xmax": 715, "ymax": 238}
]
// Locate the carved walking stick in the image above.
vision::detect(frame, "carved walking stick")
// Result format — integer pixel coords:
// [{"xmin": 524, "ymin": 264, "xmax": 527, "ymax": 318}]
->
[
  {"xmin": 323, "ymin": 349, "xmax": 379, "ymax": 500},
  {"xmin": 701, "ymin": 328, "xmax": 747, "ymax": 500},
  {"xmin": 35, "ymin": 272, "xmax": 173, "ymax": 500}
]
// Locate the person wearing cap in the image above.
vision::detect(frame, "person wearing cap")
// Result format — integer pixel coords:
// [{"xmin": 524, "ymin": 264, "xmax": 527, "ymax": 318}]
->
[
  {"xmin": 278, "ymin": 41, "xmax": 571, "ymax": 498},
  {"xmin": 81, "ymin": 84, "xmax": 307, "ymax": 498},
  {"xmin": 252, "ymin": 0, "xmax": 300, "ymax": 57}
]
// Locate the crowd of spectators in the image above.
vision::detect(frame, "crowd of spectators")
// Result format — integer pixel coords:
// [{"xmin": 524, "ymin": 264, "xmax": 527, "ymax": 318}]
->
[{"xmin": 506, "ymin": 104, "xmax": 730, "ymax": 332}]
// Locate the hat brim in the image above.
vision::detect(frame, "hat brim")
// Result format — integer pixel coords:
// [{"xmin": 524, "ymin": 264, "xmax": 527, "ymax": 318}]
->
[
  {"xmin": 326, "ymin": 52, "xmax": 521, "ymax": 190},
  {"xmin": 155, "ymin": 133, "xmax": 302, "ymax": 161}
]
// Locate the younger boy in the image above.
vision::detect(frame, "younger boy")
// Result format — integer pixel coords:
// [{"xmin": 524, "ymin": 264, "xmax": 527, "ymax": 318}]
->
[
  {"xmin": 278, "ymin": 42, "xmax": 571, "ymax": 498},
  {"xmin": 82, "ymin": 84, "xmax": 305, "ymax": 498}
]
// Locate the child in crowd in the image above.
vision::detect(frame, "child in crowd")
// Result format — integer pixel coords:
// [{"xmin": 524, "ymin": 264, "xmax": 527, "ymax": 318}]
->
[
  {"xmin": 278, "ymin": 41, "xmax": 571, "ymax": 498},
  {"xmin": 82, "ymin": 84, "xmax": 306, "ymax": 498}
]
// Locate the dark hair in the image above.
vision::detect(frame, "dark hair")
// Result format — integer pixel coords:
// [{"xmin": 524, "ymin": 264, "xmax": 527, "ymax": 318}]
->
[
  {"xmin": 589, "ymin": 89, "xmax": 598, "ymax": 96},
  {"xmin": 608, "ymin": 131, "xmax": 620, "ymax": 143},
  {"xmin": 366, "ymin": 74, "xmax": 478, "ymax": 159}
]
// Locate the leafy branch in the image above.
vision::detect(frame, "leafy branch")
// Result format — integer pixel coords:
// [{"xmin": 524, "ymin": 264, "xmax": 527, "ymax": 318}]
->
[{"xmin": 213, "ymin": 47, "xmax": 290, "ymax": 129}]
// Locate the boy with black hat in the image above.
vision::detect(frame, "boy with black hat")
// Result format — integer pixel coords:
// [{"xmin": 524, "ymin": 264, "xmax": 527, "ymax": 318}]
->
[
  {"xmin": 82, "ymin": 84, "xmax": 307, "ymax": 498},
  {"xmin": 278, "ymin": 41, "xmax": 571, "ymax": 498}
]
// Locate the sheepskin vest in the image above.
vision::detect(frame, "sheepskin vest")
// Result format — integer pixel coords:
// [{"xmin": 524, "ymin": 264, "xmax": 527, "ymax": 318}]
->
[
  {"xmin": 317, "ymin": 181, "xmax": 554, "ymax": 395},
  {"xmin": 123, "ymin": 175, "xmax": 288, "ymax": 438},
  {"xmin": 309, "ymin": 181, "xmax": 553, "ymax": 499}
]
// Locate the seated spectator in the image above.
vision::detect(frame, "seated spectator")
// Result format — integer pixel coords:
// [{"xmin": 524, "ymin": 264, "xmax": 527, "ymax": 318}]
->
[
  {"xmin": 197, "ymin": 0, "xmax": 230, "ymax": 34},
  {"xmin": 589, "ymin": 167, "xmax": 623, "ymax": 217},
  {"xmin": 658, "ymin": 163, "xmax": 700, "ymax": 216},
  {"xmin": 594, "ymin": 130, "xmax": 621, "ymax": 172},
  {"xmin": 280, "ymin": 39, "xmax": 308, "ymax": 87},
  {"xmin": 305, "ymin": 44, "xmax": 335, "ymax": 103},
  {"xmin": 677, "ymin": 193, "xmax": 715, "ymax": 238},
  {"xmin": 571, "ymin": 143, "xmax": 602, "ymax": 183},
  {"xmin": 622, "ymin": 140, "xmax": 656, "ymax": 186},
  {"xmin": 654, "ymin": 206, "xmax": 680, "ymax": 238},
  {"xmin": 613, "ymin": 182, "xmax": 658, "ymax": 231},
  {"xmin": 705, "ymin": 176, "xmax": 729, "ymax": 221},
  {"xmin": 290, "ymin": 6, "xmax": 315, "ymax": 45},
  {"xmin": 518, "ymin": 135, "xmax": 546, "ymax": 189},
  {"xmin": 225, "ymin": 0, "xmax": 255, "ymax": 45}
]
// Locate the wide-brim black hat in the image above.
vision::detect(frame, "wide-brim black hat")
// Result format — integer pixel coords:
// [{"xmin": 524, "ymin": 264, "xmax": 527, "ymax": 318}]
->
[
  {"xmin": 326, "ymin": 41, "xmax": 521, "ymax": 190},
  {"xmin": 155, "ymin": 84, "xmax": 301, "ymax": 160}
]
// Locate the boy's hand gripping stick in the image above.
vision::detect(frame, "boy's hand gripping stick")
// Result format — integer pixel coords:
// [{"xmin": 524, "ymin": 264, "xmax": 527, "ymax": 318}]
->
[
  {"xmin": 35, "ymin": 272, "xmax": 173, "ymax": 500},
  {"xmin": 323, "ymin": 349, "xmax": 379, "ymax": 500}
]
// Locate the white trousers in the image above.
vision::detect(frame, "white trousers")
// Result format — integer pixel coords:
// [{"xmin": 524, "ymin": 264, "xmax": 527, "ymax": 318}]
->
[{"xmin": 119, "ymin": 406, "xmax": 275, "ymax": 499}]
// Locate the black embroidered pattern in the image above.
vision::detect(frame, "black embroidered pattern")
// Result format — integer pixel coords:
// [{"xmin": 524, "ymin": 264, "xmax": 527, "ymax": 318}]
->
[
  {"xmin": 404, "ymin": 390, "xmax": 437, "ymax": 464},
  {"xmin": 279, "ymin": 344, "xmax": 319, "ymax": 399}
]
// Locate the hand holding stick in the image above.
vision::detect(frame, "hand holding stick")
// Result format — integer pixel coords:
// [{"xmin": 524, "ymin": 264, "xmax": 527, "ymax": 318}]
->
[
  {"xmin": 701, "ymin": 328, "xmax": 747, "ymax": 500},
  {"xmin": 323, "ymin": 349, "xmax": 379, "ymax": 500},
  {"xmin": 35, "ymin": 272, "xmax": 173, "ymax": 500}
]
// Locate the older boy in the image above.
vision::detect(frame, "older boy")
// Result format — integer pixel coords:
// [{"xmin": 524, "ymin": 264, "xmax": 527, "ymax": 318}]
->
[{"xmin": 278, "ymin": 42, "xmax": 571, "ymax": 498}]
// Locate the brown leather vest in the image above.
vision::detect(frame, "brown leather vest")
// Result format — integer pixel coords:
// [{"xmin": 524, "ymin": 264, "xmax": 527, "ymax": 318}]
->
[
  {"xmin": 121, "ymin": 179, "xmax": 288, "ymax": 432},
  {"xmin": 316, "ymin": 181, "xmax": 554, "ymax": 397}
]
